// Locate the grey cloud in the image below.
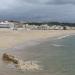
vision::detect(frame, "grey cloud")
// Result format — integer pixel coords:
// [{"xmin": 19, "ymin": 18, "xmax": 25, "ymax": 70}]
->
[
  {"xmin": 46, "ymin": 0, "xmax": 75, "ymax": 5},
  {"xmin": 0, "ymin": 0, "xmax": 75, "ymax": 22},
  {"xmin": 18, "ymin": 0, "xmax": 75, "ymax": 5}
]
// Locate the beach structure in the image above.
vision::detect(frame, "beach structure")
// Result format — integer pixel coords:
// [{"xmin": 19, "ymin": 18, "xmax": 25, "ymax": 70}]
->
[
  {"xmin": 0, "ymin": 21, "xmax": 10, "ymax": 28},
  {"xmin": 22, "ymin": 24, "xmax": 68, "ymax": 30},
  {"xmin": 39, "ymin": 24, "xmax": 50, "ymax": 30},
  {"xmin": 65, "ymin": 26, "xmax": 71, "ymax": 30},
  {"xmin": 54, "ymin": 25, "xmax": 63, "ymax": 30},
  {"xmin": 21, "ymin": 24, "xmax": 74, "ymax": 30},
  {"xmin": 0, "ymin": 21, "xmax": 73, "ymax": 30},
  {"xmin": 63, "ymin": 26, "xmax": 67, "ymax": 30},
  {"xmin": 49, "ymin": 25, "xmax": 57, "ymax": 30},
  {"xmin": 71, "ymin": 27, "xmax": 75, "ymax": 30},
  {"xmin": 0, "ymin": 21, "xmax": 15, "ymax": 29}
]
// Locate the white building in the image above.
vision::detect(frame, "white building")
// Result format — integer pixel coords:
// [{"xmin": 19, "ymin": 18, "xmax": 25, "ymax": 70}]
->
[{"xmin": 0, "ymin": 21, "xmax": 15, "ymax": 29}]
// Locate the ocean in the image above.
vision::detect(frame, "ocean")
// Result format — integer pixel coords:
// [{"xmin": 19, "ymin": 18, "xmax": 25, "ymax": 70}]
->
[{"xmin": 1, "ymin": 34, "xmax": 75, "ymax": 75}]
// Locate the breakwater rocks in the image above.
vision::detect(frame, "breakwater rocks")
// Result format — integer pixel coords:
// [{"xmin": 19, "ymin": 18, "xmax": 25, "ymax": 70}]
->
[{"xmin": 2, "ymin": 53, "xmax": 43, "ymax": 71}]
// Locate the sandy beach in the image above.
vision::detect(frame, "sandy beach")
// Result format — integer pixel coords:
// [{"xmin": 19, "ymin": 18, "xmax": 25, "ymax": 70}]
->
[
  {"xmin": 0, "ymin": 29, "xmax": 75, "ymax": 75},
  {"xmin": 0, "ymin": 29, "xmax": 75, "ymax": 48}
]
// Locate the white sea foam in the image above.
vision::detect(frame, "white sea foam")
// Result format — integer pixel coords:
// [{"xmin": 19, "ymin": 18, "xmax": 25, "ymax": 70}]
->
[
  {"xmin": 52, "ymin": 44, "xmax": 64, "ymax": 47},
  {"xmin": 57, "ymin": 35, "xmax": 71, "ymax": 40},
  {"xmin": 7, "ymin": 60, "xmax": 43, "ymax": 72},
  {"xmin": 16, "ymin": 60, "xmax": 43, "ymax": 71}
]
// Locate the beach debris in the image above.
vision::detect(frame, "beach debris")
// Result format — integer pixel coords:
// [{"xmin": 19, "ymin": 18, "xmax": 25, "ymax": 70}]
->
[
  {"xmin": 2, "ymin": 53, "xmax": 42, "ymax": 71},
  {"xmin": 2, "ymin": 53, "xmax": 18, "ymax": 64}
]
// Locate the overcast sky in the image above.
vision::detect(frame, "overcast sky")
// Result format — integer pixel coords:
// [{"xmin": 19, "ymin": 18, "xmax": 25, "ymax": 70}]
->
[{"xmin": 0, "ymin": 0, "xmax": 75, "ymax": 22}]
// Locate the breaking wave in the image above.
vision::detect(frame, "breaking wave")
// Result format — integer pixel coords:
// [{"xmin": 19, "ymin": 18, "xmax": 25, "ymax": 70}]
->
[
  {"xmin": 57, "ymin": 35, "xmax": 70, "ymax": 40},
  {"xmin": 52, "ymin": 44, "xmax": 64, "ymax": 47}
]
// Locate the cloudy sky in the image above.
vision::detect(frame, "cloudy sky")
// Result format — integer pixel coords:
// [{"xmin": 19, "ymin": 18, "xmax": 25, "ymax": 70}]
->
[{"xmin": 0, "ymin": 0, "xmax": 75, "ymax": 22}]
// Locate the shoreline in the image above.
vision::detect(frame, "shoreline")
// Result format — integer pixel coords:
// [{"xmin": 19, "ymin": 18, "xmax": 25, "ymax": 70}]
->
[
  {"xmin": 0, "ymin": 30, "xmax": 75, "ymax": 50},
  {"xmin": 2, "ymin": 30, "xmax": 75, "ymax": 53}
]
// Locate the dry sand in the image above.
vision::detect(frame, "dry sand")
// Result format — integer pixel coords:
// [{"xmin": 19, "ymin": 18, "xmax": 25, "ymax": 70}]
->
[{"xmin": 0, "ymin": 29, "xmax": 75, "ymax": 48}]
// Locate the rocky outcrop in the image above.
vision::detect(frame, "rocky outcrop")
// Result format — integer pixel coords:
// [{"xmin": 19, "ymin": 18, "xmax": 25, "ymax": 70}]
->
[
  {"xmin": 2, "ymin": 53, "xmax": 42, "ymax": 71},
  {"xmin": 2, "ymin": 53, "xmax": 18, "ymax": 64}
]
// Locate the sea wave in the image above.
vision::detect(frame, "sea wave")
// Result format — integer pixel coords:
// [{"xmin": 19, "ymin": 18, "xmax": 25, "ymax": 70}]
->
[
  {"xmin": 8, "ymin": 60, "xmax": 43, "ymax": 72},
  {"xmin": 52, "ymin": 44, "xmax": 64, "ymax": 47},
  {"xmin": 57, "ymin": 35, "xmax": 71, "ymax": 40}
]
